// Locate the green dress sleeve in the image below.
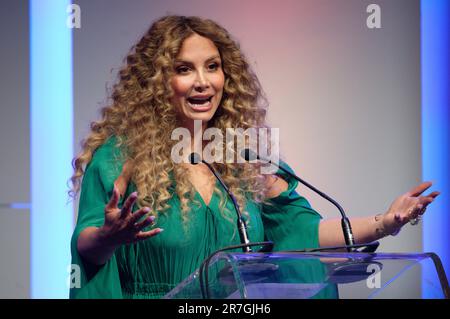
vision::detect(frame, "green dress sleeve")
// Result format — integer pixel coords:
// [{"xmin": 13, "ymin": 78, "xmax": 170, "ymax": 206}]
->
[
  {"xmin": 261, "ymin": 161, "xmax": 323, "ymax": 251},
  {"xmin": 261, "ymin": 161, "xmax": 338, "ymax": 299},
  {"xmin": 69, "ymin": 137, "xmax": 125, "ymax": 299}
]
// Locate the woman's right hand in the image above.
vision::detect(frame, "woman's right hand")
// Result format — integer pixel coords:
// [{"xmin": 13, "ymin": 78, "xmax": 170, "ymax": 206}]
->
[{"xmin": 98, "ymin": 186, "xmax": 163, "ymax": 248}]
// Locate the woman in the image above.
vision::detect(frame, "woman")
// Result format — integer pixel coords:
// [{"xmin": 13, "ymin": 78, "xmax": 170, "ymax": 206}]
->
[{"xmin": 70, "ymin": 15, "xmax": 439, "ymax": 299}]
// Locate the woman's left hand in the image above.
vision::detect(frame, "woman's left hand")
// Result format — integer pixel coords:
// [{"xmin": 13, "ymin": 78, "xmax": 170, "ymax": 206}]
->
[{"xmin": 381, "ymin": 182, "xmax": 440, "ymax": 235}]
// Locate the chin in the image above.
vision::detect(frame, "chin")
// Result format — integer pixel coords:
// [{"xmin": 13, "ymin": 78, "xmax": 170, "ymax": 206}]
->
[
  {"xmin": 181, "ymin": 105, "xmax": 219, "ymax": 123},
  {"xmin": 186, "ymin": 112, "xmax": 215, "ymax": 122}
]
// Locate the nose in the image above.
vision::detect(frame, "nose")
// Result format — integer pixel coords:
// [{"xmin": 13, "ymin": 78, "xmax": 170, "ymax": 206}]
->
[{"xmin": 194, "ymin": 70, "xmax": 210, "ymax": 91}]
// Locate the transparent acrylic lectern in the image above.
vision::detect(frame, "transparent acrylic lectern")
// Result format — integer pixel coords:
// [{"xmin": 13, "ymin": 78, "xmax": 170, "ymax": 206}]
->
[{"xmin": 164, "ymin": 252, "xmax": 449, "ymax": 299}]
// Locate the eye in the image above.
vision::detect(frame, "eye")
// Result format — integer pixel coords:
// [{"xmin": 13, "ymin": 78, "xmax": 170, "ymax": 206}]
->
[
  {"xmin": 208, "ymin": 62, "xmax": 220, "ymax": 71},
  {"xmin": 176, "ymin": 66, "xmax": 190, "ymax": 74}
]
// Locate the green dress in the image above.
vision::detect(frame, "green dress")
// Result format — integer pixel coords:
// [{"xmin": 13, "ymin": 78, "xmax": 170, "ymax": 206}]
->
[{"xmin": 70, "ymin": 137, "xmax": 336, "ymax": 299}]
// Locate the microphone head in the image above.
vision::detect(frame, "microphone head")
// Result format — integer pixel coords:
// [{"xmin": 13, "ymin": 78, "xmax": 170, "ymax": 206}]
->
[
  {"xmin": 189, "ymin": 152, "xmax": 201, "ymax": 165},
  {"xmin": 241, "ymin": 148, "xmax": 258, "ymax": 162}
]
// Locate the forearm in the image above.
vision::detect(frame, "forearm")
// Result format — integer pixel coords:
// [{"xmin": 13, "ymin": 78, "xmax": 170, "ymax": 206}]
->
[
  {"xmin": 318, "ymin": 215, "xmax": 387, "ymax": 247},
  {"xmin": 77, "ymin": 226, "xmax": 118, "ymax": 266}
]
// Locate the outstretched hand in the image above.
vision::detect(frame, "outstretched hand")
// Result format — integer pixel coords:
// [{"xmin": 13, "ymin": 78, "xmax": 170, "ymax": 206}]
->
[
  {"xmin": 99, "ymin": 187, "xmax": 163, "ymax": 247},
  {"xmin": 382, "ymin": 182, "xmax": 440, "ymax": 235}
]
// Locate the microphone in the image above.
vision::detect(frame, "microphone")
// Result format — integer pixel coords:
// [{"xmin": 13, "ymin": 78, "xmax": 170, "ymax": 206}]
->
[
  {"xmin": 241, "ymin": 148, "xmax": 357, "ymax": 252},
  {"xmin": 189, "ymin": 152, "xmax": 253, "ymax": 253}
]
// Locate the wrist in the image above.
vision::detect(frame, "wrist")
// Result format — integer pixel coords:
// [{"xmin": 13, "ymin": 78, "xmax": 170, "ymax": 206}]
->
[
  {"xmin": 96, "ymin": 226, "xmax": 119, "ymax": 250},
  {"xmin": 374, "ymin": 213, "xmax": 400, "ymax": 238}
]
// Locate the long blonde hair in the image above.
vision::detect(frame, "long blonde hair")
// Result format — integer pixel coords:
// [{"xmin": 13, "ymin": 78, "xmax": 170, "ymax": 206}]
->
[{"xmin": 70, "ymin": 15, "xmax": 270, "ymax": 220}]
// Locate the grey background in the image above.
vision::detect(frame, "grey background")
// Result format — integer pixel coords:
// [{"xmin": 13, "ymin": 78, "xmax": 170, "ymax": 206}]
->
[
  {"xmin": 0, "ymin": 0, "xmax": 422, "ymax": 298},
  {"xmin": 0, "ymin": 0, "xmax": 30, "ymax": 298}
]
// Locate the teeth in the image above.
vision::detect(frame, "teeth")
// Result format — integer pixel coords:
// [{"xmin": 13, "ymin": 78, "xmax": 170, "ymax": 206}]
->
[
  {"xmin": 187, "ymin": 96, "xmax": 212, "ymax": 107},
  {"xmin": 187, "ymin": 100, "xmax": 210, "ymax": 107},
  {"xmin": 188, "ymin": 96, "xmax": 212, "ymax": 103}
]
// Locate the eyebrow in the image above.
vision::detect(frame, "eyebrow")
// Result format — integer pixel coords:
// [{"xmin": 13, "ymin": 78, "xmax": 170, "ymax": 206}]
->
[{"xmin": 174, "ymin": 55, "xmax": 221, "ymax": 64}]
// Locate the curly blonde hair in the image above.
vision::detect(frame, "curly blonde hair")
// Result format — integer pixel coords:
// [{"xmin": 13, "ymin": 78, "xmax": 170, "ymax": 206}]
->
[{"xmin": 70, "ymin": 15, "xmax": 270, "ymax": 221}]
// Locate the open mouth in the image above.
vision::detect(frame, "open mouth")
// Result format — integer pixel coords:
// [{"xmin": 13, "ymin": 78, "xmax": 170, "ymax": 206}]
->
[
  {"xmin": 187, "ymin": 96, "xmax": 213, "ymax": 105},
  {"xmin": 186, "ymin": 96, "xmax": 213, "ymax": 110}
]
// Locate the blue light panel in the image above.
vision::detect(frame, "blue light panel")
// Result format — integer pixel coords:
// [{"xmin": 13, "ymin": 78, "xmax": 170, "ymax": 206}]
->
[
  {"xmin": 421, "ymin": 0, "xmax": 449, "ymax": 298},
  {"xmin": 30, "ymin": 0, "xmax": 73, "ymax": 298}
]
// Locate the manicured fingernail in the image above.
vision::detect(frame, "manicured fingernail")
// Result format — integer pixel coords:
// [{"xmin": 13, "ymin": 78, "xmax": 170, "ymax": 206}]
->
[
  {"xmin": 149, "ymin": 215, "xmax": 155, "ymax": 221},
  {"xmin": 158, "ymin": 228, "xmax": 164, "ymax": 233},
  {"xmin": 143, "ymin": 207, "xmax": 150, "ymax": 213}
]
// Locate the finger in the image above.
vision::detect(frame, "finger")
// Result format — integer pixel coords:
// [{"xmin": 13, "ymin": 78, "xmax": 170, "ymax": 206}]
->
[
  {"xmin": 105, "ymin": 186, "xmax": 120, "ymax": 211},
  {"xmin": 134, "ymin": 215, "xmax": 156, "ymax": 231},
  {"xmin": 418, "ymin": 192, "xmax": 439, "ymax": 211},
  {"xmin": 417, "ymin": 196, "xmax": 434, "ymax": 207},
  {"xmin": 424, "ymin": 191, "xmax": 440, "ymax": 199},
  {"xmin": 113, "ymin": 161, "xmax": 134, "ymax": 199},
  {"xmin": 410, "ymin": 204, "xmax": 423, "ymax": 218},
  {"xmin": 135, "ymin": 228, "xmax": 164, "ymax": 241},
  {"xmin": 129, "ymin": 207, "xmax": 151, "ymax": 224},
  {"xmin": 418, "ymin": 199, "xmax": 436, "ymax": 215},
  {"xmin": 418, "ymin": 206, "xmax": 427, "ymax": 215},
  {"xmin": 120, "ymin": 192, "xmax": 138, "ymax": 218},
  {"xmin": 407, "ymin": 182, "xmax": 432, "ymax": 197}
]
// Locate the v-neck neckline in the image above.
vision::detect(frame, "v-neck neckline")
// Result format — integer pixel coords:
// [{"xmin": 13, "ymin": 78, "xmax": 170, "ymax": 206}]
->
[{"xmin": 193, "ymin": 179, "xmax": 219, "ymax": 209}]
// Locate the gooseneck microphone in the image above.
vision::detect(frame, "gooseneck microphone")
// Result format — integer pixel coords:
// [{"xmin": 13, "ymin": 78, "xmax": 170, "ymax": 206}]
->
[
  {"xmin": 242, "ymin": 149, "xmax": 356, "ymax": 252},
  {"xmin": 189, "ymin": 152, "xmax": 252, "ymax": 253}
]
